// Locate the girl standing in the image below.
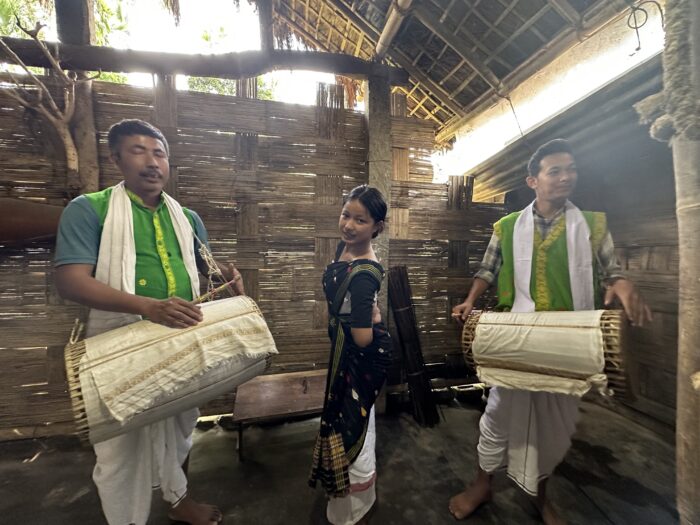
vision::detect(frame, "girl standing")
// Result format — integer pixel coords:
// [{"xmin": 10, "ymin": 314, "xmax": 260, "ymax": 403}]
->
[{"xmin": 309, "ymin": 185, "xmax": 392, "ymax": 525}]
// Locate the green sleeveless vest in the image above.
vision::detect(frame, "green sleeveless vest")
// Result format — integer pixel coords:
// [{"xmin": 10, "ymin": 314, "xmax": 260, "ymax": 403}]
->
[{"xmin": 494, "ymin": 209, "xmax": 607, "ymax": 311}]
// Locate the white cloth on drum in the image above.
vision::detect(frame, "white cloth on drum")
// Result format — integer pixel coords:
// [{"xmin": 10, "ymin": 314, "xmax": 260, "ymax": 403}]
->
[
  {"xmin": 473, "ymin": 310, "xmax": 608, "ymax": 396},
  {"xmin": 477, "ymin": 201, "xmax": 593, "ymax": 495},
  {"xmin": 82, "ymin": 296, "xmax": 276, "ymax": 424},
  {"xmin": 327, "ymin": 407, "xmax": 377, "ymax": 525},
  {"xmin": 86, "ymin": 181, "xmax": 200, "ymax": 336}
]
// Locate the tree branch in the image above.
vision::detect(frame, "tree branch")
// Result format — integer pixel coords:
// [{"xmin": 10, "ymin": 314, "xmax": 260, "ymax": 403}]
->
[
  {"xmin": 16, "ymin": 17, "xmax": 72, "ymax": 85},
  {"xmin": 0, "ymin": 37, "xmax": 60, "ymax": 114}
]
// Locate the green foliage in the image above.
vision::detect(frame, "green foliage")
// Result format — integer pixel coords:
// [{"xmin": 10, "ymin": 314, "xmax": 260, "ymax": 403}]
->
[
  {"xmin": 94, "ymin": 0, "xmax": 128, "ymax": 47},
  {"xmin": 0, "ymin": 0, "xmax": 51, "ymax": 37},
  {"xmin": 186, "ymin": 26, "xmax": 277, "ymax": 99},
  {"xmin": 257, "ymin": 75, "xmax": 275, "ymax": 101},
  {"xmin": 97, "ymin": 71, "xmax": 128, "ymax": 84},
  {"xmin": 92, "ymin": 0, "xmax": 129, "ymax": 83},
  {"xmin": 187, "ymin": 75, "xmax": 276, "ymax": 99},
  {"xmin": 187, "ymin": 76, "xmax": 237, "ymax": 96}
]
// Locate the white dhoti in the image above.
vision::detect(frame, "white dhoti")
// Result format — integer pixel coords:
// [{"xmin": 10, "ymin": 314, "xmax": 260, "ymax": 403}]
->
[
  {"xmin": 476, "ymin": 201, "xmax": 594, "ymax": 495},
  {"xmin": 477, "ymin": 387, "xmax": 579, "ymax": 495},
  {"xmin": 93, "ymin": 408, "xmax": 198, "ymax": 525},
  {"xmin": 327, "ymin": 407, "xmax": 377, "ymax": 525}
]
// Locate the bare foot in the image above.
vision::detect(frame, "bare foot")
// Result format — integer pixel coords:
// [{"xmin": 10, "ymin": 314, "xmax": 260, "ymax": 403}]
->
[
  {"xmin": 448, "ymin": 471, "xmax": 492, "ymax": 520},
  {"xmin": 168, "ymin": 496, "xmax": 223, "ymax": 525},
  {"xmin": 541, "ymin": 501, "xmax": 567, "ymax": 525}
]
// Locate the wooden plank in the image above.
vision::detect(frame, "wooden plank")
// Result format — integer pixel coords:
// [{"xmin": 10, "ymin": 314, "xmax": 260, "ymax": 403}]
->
[
  {"xmin": 232, "ymin": 369, "xmax": 327, "ymax": 423},
  {"xmin": 1, "ymin": 37, "xmax": 409, "ymax": 84}
]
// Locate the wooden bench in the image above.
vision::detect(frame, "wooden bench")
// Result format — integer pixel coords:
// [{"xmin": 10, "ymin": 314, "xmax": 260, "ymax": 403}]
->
[{"xmin": 231, "ymin": 369, "xmax": 327, "ymax": 460}]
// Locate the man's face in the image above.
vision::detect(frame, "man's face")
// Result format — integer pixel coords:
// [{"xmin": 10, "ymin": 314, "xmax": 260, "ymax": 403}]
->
[
  {"xmin": 526, "ymin": 152, "xmax": 577, "ymax": 202},
  {"xmin": 111, "ymin": 134, "xmax": 170, "ymax": 197}
]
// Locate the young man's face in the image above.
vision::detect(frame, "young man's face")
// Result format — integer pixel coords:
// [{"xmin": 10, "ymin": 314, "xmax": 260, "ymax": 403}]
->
[
  {"xmin": 111, "ymin": 134, "xmax": 170, "ymax": 198},
  {"xmin": 526, "ymin": 152, "xmax": 577, "ymax": 203}
]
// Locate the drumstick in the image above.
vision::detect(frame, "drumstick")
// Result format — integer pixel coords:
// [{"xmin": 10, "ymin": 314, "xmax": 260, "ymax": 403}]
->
[{"xmin": 194, "ymin": 274, "xmax": 242, "ymax": 304}]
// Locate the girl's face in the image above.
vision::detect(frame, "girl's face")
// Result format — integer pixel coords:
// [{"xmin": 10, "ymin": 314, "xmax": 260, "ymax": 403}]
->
[{"xmin": 339, "ymin": 199, "xmax": 382, "ymax": 246}]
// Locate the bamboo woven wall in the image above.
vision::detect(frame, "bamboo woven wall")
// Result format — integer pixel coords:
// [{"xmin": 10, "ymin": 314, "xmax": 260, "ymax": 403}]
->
[
  {"xmin": 389, "ymin": 116, "xmax": 503, "ymax": 360},
  {"xmin": 0, "ymin": 78, "xmax": 503, "ymax": 440}
]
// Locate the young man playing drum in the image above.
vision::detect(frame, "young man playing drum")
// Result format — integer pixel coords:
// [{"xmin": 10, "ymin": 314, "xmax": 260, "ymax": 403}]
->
[
  {"xmin": 448, "ymin": 139, "xmax": 652, "ymax": 524},
  {"xmin": 55, "ymin": 119, "xmax": 243, "ymax": 525}
]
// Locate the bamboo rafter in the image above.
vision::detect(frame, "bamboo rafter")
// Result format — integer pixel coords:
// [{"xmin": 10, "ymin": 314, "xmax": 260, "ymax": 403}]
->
[
  {"xmin": 275, "ymin": 0, "xmax": 454, "ymax": 126},
  {"xmin": 273, "ymin": 0, "xmax": 622, "ymax": 138}
]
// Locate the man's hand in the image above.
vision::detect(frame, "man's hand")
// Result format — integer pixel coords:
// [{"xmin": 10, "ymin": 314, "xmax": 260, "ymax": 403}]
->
[
  {"xmin": 604, "ymin": 279, "xmax": 652, "ymax": 327},
  {"xmin": 451, "ymin": 300, "xmax": 475, "ymax": 325},
  {"xmin": 143, "ymin": 297, "xmax": 203, "ymax": 328},
  {"xmin": 222, "ymin": 263, "xmax": 246, "ymax": 296}
]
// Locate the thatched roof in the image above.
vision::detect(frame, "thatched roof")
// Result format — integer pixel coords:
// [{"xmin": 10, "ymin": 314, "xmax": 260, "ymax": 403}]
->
[{"xmin": 270, "ymin": 0, "xmax": 630, "ymax": 141}]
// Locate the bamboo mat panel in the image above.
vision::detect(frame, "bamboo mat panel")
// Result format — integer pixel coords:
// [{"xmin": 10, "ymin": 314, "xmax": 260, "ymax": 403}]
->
[{"xmin": 0, "ymin": 78, "xmax": 502, "ymax": 437}]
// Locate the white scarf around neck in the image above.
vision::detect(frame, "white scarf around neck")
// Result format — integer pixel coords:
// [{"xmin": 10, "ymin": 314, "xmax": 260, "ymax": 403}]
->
[
  {"xmin": 511, "ymin": 200, "xmax": 594, "ymax": 313},
  {"xmin": 86, "ymin": 181, "xmax": 200, "ymax": 336}
]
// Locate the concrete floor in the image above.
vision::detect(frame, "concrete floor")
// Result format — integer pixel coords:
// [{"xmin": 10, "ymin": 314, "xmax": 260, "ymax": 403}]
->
[{"xmin": 0, "ymin": 401, "xmax": 678, "ymax": 525}]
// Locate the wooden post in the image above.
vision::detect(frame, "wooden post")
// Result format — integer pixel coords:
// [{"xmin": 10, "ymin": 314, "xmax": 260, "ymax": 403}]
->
[
  {"xmin": 447, "ymin": 174, "xmax": 473, "ymax": 211},
  {"xmin": 55, "ymin": 0, "xmax": 95, "ymax": 46},
  {"xmin": 257, "ymin": 0, "xmax": 274, "ymax": 53},
  {"xmin": 664, "ymin": 1, "xmax": 700, "ymax": 522},
  {"xmin": 152, "ymin": 73, "xmax": 179, "ymax": 199},
  {"xmin": 367, "ymin": 74, "xmax": 392, "ymax": 415},
  {"xmin": 366, "ymin": 74, "xmax": 392, "ymax": 309},
  {"xmin": 55, "ymin": 0, "xmax": 100, "ymax": 194}
]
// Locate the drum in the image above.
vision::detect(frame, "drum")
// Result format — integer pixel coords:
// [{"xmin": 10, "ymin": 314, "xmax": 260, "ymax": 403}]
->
[
  {"xmin": 65, "ymin": 295, "xmax": 278, "ymax": 445},
  {"xmin": 461, "ymin": 309, "xmax": 628, "ymax": 397}
]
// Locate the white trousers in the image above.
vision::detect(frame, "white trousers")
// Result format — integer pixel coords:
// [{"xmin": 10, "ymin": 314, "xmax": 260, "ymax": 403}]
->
[
  {"xmin": 477, "ymin": 387, "xmax": 579, "ymax": 495},
  {"xmin": 327, "ymin": 407, "xmax": 377, "ymax": 525},
  {"xmin": 92, "ymin": 408, "xmax": 199, "ymax": 525}
]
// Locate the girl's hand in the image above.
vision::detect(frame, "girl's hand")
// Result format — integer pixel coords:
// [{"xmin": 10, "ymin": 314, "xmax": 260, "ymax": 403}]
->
[{"xmin": 372, "ymin": 303, "xmax": 381, "ymax": 324}]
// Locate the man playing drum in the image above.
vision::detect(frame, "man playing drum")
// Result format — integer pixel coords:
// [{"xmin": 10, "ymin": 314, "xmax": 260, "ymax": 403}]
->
[
  {"xmin": 55, "ymin": 119, "xmax": 243, "ymax": 525},
  {"xmin": 448, "ymin": 139, "xmax": 652, "ymax": 524}
]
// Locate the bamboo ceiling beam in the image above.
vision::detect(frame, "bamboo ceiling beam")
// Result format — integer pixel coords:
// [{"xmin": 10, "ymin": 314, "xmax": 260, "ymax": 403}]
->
[
  {"xmin": 493, "ymin": 0, "xmax": 548, "ymax": 43},
  {"xmin": 436, "ymin": 0, "xmax": 628, "ymax": 143},
  {"xmin": 375, "ymin": 0, "xmax": 413, "ymax": 60},
  {"xmin": 546, "ymin": 0, "xmax": 584, "ymax": 29},
  {"xmin": 413, "ymin": 3, "xmax": 502, "ymax": 91},
  {"xmin": 0, "ymin": 37, "xmax": 409, "ymax": 85},
  {"xmin": 324, "ymin": 0, "xmax": 465, "ymax": 117},
  {"xmin": 276, "ymin": 1, "xmax": 448, "ymax": 123},
  {"xmin": 444, "ymin": 0, "xmax": 513, "ymax": 70}
]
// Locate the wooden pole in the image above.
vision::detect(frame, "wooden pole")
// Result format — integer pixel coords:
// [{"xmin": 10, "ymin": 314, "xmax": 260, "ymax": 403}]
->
[
  {"xmin": 366, "ymin": 73, "xmax": 392, "ymax": 414},
  {"xmin": 55, "ymin": 0, "xmax": 100, "ymax": 194},
  {"xmin": 664, "ymin": 0, "xmax": 700, "ymax": 522},
  {"xmin": 54, "ymin": 0, "xmax": 95, "ymax": 46},
  {"xmin": 152, "ymin": 73, "xmax": 179, "ymax": 200},
  {"xmin": 366, "ymin": 74, "xmax": 392, "ymax": 306},
  {"xmin": 0, "ymin": 37, "xmax": 409, "ymax": 85},
  {"xmin": 257, "ymin": 0, "xmax": 274, "ymax": 53}
]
